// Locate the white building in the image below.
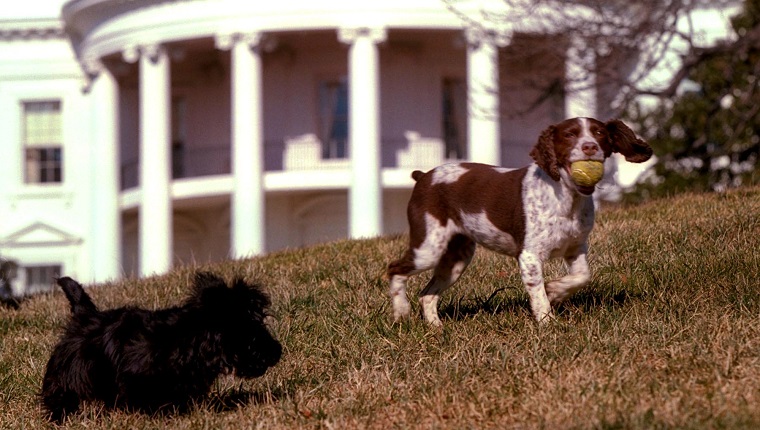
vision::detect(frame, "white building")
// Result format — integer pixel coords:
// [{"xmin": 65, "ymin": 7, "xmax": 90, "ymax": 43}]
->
[{"xmin": 0, "ymin": 0, "xmax": 625, "ymax": 290}]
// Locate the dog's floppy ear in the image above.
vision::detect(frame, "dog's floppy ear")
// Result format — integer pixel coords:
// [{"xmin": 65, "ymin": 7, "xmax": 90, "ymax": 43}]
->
[
  {"xmin": 56, "ymin": 276, "xmax": 98, "ymax": 315},
  {"xmin": 530, "ymin": 125, "xmax": 561, "ymax": 181},
  {"xmin": 604, "ymin": 119, "xmax": 653, "ymax": 163},
  {"xmin": 189, "ymin": 272, "xmax": 228, "ymax": 305},
  {"xmin": 232, "ymin": 279, "xmax": 271, "ymax": 315},
  {"xmin": 193, "ymin": 272, "xmax": 226, "ymax": 291}
]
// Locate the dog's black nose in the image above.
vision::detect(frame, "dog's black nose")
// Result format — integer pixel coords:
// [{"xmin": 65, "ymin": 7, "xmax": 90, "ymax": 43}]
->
[
  {"xmin": 234, "ymin": 338, "xmax": 282, "ymax": 378},
  {"xmin": 269, "ymin": 341, "xmax": 282, "ymax": 365}
]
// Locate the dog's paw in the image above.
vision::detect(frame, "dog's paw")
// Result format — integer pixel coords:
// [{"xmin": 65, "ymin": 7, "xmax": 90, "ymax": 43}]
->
[
  {"xmin": 418, "ymin": 296, "xmax": 443, "ymax": 326},
  {"xmin": 392, "ymin": 296, "xmax": 411, "ymax": 322},
  {"xmin": 425, "ymin": 316, "xmax": 443, "ymax": 328},
  {"xmin": 545, "ymin": 282, "xmax": 566, "ymax": 307},
  {"xmin": 536, "ymin": 311, "xmax": 556, "ymax": 324}
]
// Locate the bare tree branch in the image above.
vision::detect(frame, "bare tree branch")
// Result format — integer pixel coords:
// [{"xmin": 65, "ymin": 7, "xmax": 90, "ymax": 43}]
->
[{"xmin": 443, "ymin": 0, "xmax": 744, "ymax": 115}]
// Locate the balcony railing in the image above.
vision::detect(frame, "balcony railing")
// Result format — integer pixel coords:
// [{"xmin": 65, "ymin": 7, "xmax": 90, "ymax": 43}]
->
[
  {"xmin": 119, "ymin": 135, "xmax": 455, "ymax": 191},
  {"xmin": 121, "ymin": 145, "xmax": 231, "ymax": 190}
]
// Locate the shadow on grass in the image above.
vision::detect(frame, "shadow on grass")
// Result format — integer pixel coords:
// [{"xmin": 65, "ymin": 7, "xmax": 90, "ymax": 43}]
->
[
  {"xmin": 50, "ymin": 387, "xmax": 286, "ymax": 424},
  {"xmin": 438, "ymin": 288, "xmax": 529, "ymax": 322},
  {"xmin": 92, "ymin": 387, "xmax": 287, "ymax": 421},
  {"xmin": 207, "ymin": 387, "xmax": 285, "ymax": 413},
  {"xmin": 565, "ymin": 288, "xmax": 644, "ymax": 314},
  {"xmin": 438, "ymin": 285, "xmax": 644, "ymax": 322}
]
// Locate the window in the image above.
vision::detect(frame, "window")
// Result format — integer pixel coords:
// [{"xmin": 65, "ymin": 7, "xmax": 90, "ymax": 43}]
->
[
  {"xmin": 171, "ymin": 96, "xmax": 187, "ymax": 179},
  {"xmin": 25, "ymin": 148, "xmax": 62, "ymax": 183},
  {"xmin": 317, "ymin": 78, "xmax": 349, "ymax": 159},
  {"xmin": 23, "ymin": 101, "xmax": 63, "ymax": 184},
  {"xmin": 442, "ymin": 78, "xmax": 467, "ymax": 159},
  {"xmin": 25, "ymin": 264, "xmax": 61, "ymax": 295}
]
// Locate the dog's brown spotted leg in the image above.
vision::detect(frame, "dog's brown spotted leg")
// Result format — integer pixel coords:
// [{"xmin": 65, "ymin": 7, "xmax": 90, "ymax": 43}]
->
[
  {"xmin": 518, "ymin": 250, "xmax": 554, "ymax": 323},
  {"xmin": 545, "ymin": 247, "xmax": 590, "ymax": 307},
  {"xmin": 418, "ymin": 234, "xmax": 475, "ymax": 326},
  {"xmin": 388, "ymin": 250, "xmax": 417, "ymax": 322},
  {"xmin": 388, "ymin": 214, "xmax": 462, "ymax": 324}
]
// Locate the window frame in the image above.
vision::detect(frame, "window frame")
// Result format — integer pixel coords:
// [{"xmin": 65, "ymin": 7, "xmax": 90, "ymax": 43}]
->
[
  {"xmin": 315, "ymin": 75, "xmax": 349, "ymax": 160},
  {"xmin": 21, "ymin": 100, "xmax": 64, "ymax": 185},
  {"xmin": 442, "ymin": 77, "xmax": 467, "ymax": 160},
  {"xmin": 23, "ymin": 264, "xmax": 62, "ymax": 295}
]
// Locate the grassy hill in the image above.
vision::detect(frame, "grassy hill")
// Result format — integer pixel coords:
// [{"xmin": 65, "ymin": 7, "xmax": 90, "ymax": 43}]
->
[{"xmin": 2, "ymin": 186, "xmax": 759, "ymax": 429}]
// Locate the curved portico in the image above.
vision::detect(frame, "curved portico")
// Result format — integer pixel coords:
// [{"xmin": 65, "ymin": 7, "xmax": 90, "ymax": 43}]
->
[{"xmin": 62, "ymin": 0, "xmax": 595, "ymax": 277}]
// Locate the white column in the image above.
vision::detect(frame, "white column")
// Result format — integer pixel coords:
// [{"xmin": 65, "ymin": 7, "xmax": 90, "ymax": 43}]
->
[
  {"xmin": 339, "ymin": 27, "xmax": 386, "ymax": 239},
  {"xmin": 133, "ymin": 44, "xmax": 172, "ymax": 276},
  {"xmin": 217, "ymin": 33, "xmax": 266, "ymax": 258},
  {"xmin": 565, "ymin": 35, "xmax": 597, "ymax": 118},
  {"xmin": 465, "ymin": 29, "xmax": 503, "ymax": 166},
  {"xmin": 87, "ymin": 61, "xmax": 122, "ymax": 282},
  {"xmin": 565, "ymin": 36, "xmax": 618, "ymax": 202}
]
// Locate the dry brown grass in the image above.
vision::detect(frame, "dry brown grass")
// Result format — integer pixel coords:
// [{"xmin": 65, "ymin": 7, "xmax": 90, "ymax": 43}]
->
[{"xmin": 1, "ymin": 186, "xmax": 759, "ymax": 429}]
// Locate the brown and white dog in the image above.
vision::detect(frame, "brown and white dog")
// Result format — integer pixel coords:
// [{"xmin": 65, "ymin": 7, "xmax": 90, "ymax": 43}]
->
[{"xmin": 387, "ymin": 117, "xmax": 652, "ymax": 325}]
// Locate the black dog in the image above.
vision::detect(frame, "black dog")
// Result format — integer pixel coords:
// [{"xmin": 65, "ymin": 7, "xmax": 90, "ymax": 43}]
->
[{"xmin": 40, "ymin": 272, "xmax": 282, "ymax": 422}]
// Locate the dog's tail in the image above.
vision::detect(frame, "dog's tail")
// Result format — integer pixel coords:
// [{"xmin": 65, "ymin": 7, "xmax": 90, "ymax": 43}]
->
[
  {"xmin": 411, "ymin": 170, "xmax": 425, "ymax": 182},
  {"xmin": 56, "ymin": 277, "xmax": 97, "ymax": 315}
]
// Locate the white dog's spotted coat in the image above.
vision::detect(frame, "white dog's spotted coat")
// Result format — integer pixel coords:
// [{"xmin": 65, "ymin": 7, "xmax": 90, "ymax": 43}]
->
[
  {"xmin": 387, "ymin": 117, "xmax": 652, "ymax": 325},
  {"xmin": 430, "ymin": 163, "xmax": 469, "ymax": 185}
]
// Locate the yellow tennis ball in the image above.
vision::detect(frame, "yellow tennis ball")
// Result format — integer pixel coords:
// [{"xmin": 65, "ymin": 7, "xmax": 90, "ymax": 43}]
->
[{"xmin": 570, "ymin": 160, "xmax": 604, "ymax": 187}]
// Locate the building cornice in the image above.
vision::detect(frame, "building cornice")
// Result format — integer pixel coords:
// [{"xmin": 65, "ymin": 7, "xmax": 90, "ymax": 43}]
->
[
  {"xmin": 62, "ymin": 0, "xmax": 193, "ymax": 38},
  {"xmin": 62, "ymin": 0, "xmax": 468, "ymax": 64},
  {"xmin": 0, "ymin": 18, "xmax": 66, "ymax": 41}
]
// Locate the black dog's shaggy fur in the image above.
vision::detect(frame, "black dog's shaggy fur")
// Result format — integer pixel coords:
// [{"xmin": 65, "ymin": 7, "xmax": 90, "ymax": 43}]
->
[{"xmin": 40, "ymin": 273, "xmax": 282, "ymax": 422}]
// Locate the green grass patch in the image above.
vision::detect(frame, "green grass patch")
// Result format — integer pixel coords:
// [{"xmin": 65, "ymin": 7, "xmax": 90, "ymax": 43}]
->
[{"xmin": 2, "ymin": 186, "xmax": 759, "ymax": 429}]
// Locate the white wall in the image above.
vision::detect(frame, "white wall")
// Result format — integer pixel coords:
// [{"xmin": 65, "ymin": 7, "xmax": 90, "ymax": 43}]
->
[{"xmin": 0, "ymin": 35, "xmax": 93, "ymax": 282}]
